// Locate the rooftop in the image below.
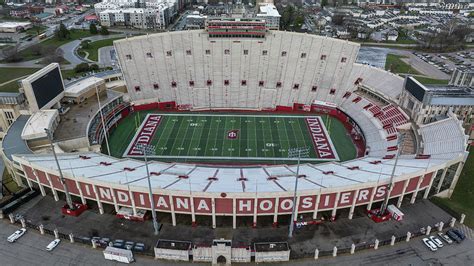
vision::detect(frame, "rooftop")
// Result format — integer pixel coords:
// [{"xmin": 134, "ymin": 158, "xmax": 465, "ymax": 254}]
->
[
  {"xmin": 21, "ymin": 110, "xmax": 58, "ymax": 141},
  {"xmin": 65, "ymin": 76, "xmax": 104, "ymax": 96}
]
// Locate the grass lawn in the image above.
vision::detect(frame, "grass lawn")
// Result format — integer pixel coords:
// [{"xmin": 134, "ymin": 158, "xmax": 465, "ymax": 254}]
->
[
  {"xmin": 78, "ymin": 37, "xmax": 122, "ymax": 61},
  {"xmin": 0, "ymin": 67, "xmax": 39, "ymax": 85},
  {"xmin": 0, "ymin": 68, "xmax": 81, "ymax": 92},
  {"xmin": 2, "ymin": 170, "xmax": 21, "ymax": 195},
  {"xmin": 384, "ymin": 54, "xmax": 421, "ymax": 75},
  {"xmin": 15, "ymin": 29, "xmax": 94, "ymax": 62},
  {"xmin": 431, "ymin": 151, "xmax": 474, "ymax": 228},
  {"xmin": 414, "ymin": 76, "xmax": 450, "ymax": 85}
]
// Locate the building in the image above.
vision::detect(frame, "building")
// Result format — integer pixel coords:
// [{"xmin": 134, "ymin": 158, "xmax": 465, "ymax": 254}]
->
[
  {"xmin": 185, "ymin": 13, "xmax": 207, "ymax": 29},
  {"xmin": 399, "ymin": 76, "xmax": 474, "ymax": 133},
  {"xmin": 0, "ymin": 22, "xmax": 32, "ymax": 33},
  {"xmin": 31, "ymin": 12, "xmax": 55, "ymax": 22},
  {"xmin": 95, "ymin": 0, "xmax": 177, "ymax": 29},
  {"xmin": 450, "ymin": 68, "xmax": 474, "ymax": 88},
  {"xmin": 206, "ymin": 18, "xmax": 267, "ymax": 38},
  {"xmin": 256, "ymin": 3, "xmax": 280, "ymax": 30},
  {"xmin": 10, "ymin": 7, "xmax": 30, "ymax": 18}
]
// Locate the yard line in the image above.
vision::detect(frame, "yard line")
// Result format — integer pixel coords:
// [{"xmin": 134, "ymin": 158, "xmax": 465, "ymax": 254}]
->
[
  {"xmin": 168, "ymin": 116, "xmax": 188, "ymax": 156},
  {"xmin": 137, "ymin": 154, "xmax": 333, "ymax": 161},
  {"xmin": 152, "ymin": 116, "xmax": 173, "ymax": 156},
  {"xmin": 183, "ymin": 115, "xmax": 202, "ymax": 157},
  {"xmin": 265, "ymin": 116, "xmax": 276, "ymax": 158}
]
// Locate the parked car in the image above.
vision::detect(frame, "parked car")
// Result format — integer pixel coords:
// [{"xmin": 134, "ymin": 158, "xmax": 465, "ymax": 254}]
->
[
  {"xmin": 437, "ymin": 232, "xmax": 453, "ymax": 244},
  {"xmin": 422, "ymin": 238, "xmax": 437, "ymax": 251},
  {"xmin": 125, "ymin": 241, "xmax": 135, "ymax": 250},
  {"xmin": 452, "ymin": 229, "xmax": 466, "ymax": 240},
  {"xmin": 446, "ymin": 230, "xmax": 462, "ymax": 243},
  {"xmin": 429, "ymin": 236, "xmax": 443, "ymax": 248},
  {"xmin": 7, "ymin": 228, "xmax": 27, "ymax": 243},
  {"xmin": 46, "ymin": 239, "xmax": 61, "ymax": 251}
]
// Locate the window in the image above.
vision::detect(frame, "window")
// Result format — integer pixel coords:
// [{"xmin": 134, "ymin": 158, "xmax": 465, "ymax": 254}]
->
[
  {"xmin": 293, "ymin": 84, "xmax": 300, "ymax": 89},
  {"xmin": 224, "ymin": 80, "xmax": 230, "ymax": 86},
  {"xmin": 126, "ymin": 54, "xmax": 132, "ymax": 60},
  {"xmin": 166, "ymin": 51, "xmax": 172, "ymax": 56},
  {"xmin": 153, "ymin": 83, "xmax": 159, "ymax": 89},
  {"xmin": 341, "ymin": 57, "xmax": 347, "ymax": 63},
  {"xmin": 243, "ymin": 50, "xmax": 249, "ymax": 55},
  {"xmin": 276, "ymin": 82, "xmax": 282, "ymax": 88},
  {"xmin": 146, "ymin": 52, "xmax": 153, "ymax": 58},
  {"xmin": 281, "ymin": 51, "xmax": 287, "ymax": 56},
  {"xmin": 241, "ymin": 80, "xmax": 247, "ymax": 86},
  {"xmin": 259, "ymin": 81, "xmax": 264, "ymax": 87},
  {"xmin": 189, "ymin": 81, "xmax": 194, "ymax": 86},
  {"xmin": 171, "ymin": 81, "xmax": 177, "ymax": 87},
  {"xmin": 301, "ymin": 53, "xmax": 307, "ymax": 58},
  {"xmin": 134, "ymin": 86, "xmax": 140, "ymax": 92},
  {"xmin": 311, "ymin": 86, "xmax": 317, "ymax": 92},
  {"xmin": 205, "ymin": 49, "xmax": 211, "ymax": 55},
  {"xmin": 224, "ymin": 49, "xmax": 230, "ymax": 55},
  {"xmin": 320, "ymin": 55, "xmax": 327, "ymax": 60},
  {"xmin": 186, "ymin": 50, "xmax": 192, "ymax": 55},
  {"xmin": 354, "ymin": 77, "xmax": 363, "ymax": 85},
  {"xmin": 207, "ymin": 80, "xmax": 212, "ymax": 86},
  {"xmin": 330, "ymin": 88, "xmax": 336, "ymax": 95},
  {"xmin": 262, "ymin": 50, "xmax": 268, "ymax": 56}
]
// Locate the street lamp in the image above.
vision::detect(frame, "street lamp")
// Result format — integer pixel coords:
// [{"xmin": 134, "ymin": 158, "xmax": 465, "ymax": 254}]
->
[
  {"xmin": 288, "ymin": 147, "xmax": 310, "ymax": 238},
  {"xmin": 45, "ymin": 128, "xmax": 75, "ymax": 210},
  {"xmin": 95, "ymin": 83, "xmax": 111, "ymax": 156},
  {"xmin": 135, "ymin": 143, "xmax": 159, "ymax": 235}
]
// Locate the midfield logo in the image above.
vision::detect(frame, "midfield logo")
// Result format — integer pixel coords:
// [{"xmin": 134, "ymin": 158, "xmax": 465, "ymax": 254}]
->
[{"xmin": 227, "ymin": 130, "xmax": 239, "ymax": 139}]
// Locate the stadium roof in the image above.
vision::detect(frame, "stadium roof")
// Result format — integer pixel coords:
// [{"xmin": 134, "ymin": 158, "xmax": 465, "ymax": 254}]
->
[{"xmin": 13, "ymin": 152, "xmax": 459, "ymax": 194}]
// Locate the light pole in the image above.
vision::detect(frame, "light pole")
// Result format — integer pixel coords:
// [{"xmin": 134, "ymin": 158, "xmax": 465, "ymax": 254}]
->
[
  {"xmin": 379, "ymin": 133, "xmax": 405, "ymax": 216},
  {"xmin": 136, "ymin": 143, "xmax": 159, "ymax": 235},
  {"xmin": 288, "ymin": 147, "xmax": 310, "ymax": 238},
  {"xmin": 95, "ymin": 83, "xmax": 111, "ymax": 156},
  {"xmin": 45, "ymin": 128, "xmax": 75, "ymax": 210}
]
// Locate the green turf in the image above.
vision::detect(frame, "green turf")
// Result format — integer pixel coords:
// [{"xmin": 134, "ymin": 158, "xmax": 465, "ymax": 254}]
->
[
  {"xmin": 431, "ymin": 151, "xmax": 474, "ymax": 228},
  {"xmin": 385, "ymin": 54, "xmax": 421, "ymax": 75},
  {"xmin": 413, "ymin": 76, "xmax": 449, "ymax": 85},
  {"xmin": 106, "ymin": 112, "xmax": 357, "ymax": 164}
]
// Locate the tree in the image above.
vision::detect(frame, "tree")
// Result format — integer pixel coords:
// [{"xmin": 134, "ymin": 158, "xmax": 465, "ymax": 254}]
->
[
  {"xmin": 55, "ymin": 23, "xmax": 70, "ymax": 40},
  {"xmin": 99, "ymin": 26, "xmax": 109, "ymax": 35},
  {"xmin": 43, "ymin": 48, "xmax": 64, "ymax": 64},
  {"xmin": 74, "ymin": 62, "xmax": 91, "ymax": 73},
  {"xmin": 321, "ymin": 0, "xmax": 328, "ymax": 7},
  {"xmin": 1, "ymin": 45, "xmax": 22, "ymax": 63},
  {"xmin": 30, "ymin": 44, "xmax": 43, "ymax": 56},
  {"xmin": 90, "ymin": 64, "xmax": 99, "ymax": 71},
  {"xmin": 80, "ymin": 40, "xmax": 91, "ymax": 49},
  {"xmin": 89, "ymin": 23, "xmax": 98, "ymax": 34}
]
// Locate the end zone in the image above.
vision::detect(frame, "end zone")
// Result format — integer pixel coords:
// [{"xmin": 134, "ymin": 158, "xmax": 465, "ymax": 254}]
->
[
  {"xmin": 305, "ymin": 117, "xmax": 339, "ymax": 161},
  {"xmin": 124, "ymin": 114, "xmax": 162, "ymax": 157}
]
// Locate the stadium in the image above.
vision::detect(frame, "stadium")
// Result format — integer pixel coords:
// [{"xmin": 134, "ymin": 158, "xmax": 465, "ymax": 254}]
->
[{"xmin": 3, "ymin": 24, "xmax": 469, "ymax": 229}]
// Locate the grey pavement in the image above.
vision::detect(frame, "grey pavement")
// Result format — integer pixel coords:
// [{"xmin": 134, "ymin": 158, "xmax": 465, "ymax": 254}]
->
[
  {"xmin": 1, "ymin": 213, "xmax": 473, "ymax": 265},
  {"xmin": 98, "ymin": 46, "xmax": 117, "ymax": 67},
  {"xmin": 14, "ymin": 192, "xmax": 455, "ymax": 260}
]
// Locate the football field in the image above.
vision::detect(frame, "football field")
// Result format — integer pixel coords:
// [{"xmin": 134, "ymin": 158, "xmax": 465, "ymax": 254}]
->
[{"xmin": 108, "ymin": 112, "xmax": 357, "ymax": 164}]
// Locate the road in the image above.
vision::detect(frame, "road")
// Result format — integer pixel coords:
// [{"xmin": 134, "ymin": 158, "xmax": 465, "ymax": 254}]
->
[
  {"xmin": 59, "ymin": 34, "xmax": 125, "ymax": 65},
  {"xmin": 1, "ymin": 220, "xmax": 473, "ymax": 265}
]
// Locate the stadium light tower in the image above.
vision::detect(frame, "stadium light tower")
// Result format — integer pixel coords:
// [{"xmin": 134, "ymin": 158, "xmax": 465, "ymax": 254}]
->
[
  {"xmin": 379, "ymin": 132, "xmax": 405, "ymax": 216},
  {"xmin": 95, "ymin": 83, "xmax": 111, "ymax": 156},
  {"xmin": 45, "ymin": 128, "xmax": 75, "ymax": 210},
  {"xmin": 288, "ymin": 147, "xmax": 310, "ymax": 238},
  {"xmin": 136, "ymin": 143, "xmax": 159, "ymax": 235}
]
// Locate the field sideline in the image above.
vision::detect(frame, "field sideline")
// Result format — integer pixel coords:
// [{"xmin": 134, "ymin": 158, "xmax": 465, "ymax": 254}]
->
[{"xmin": 106, "ymin": 111, "xmax": 357, "ymax": 164}]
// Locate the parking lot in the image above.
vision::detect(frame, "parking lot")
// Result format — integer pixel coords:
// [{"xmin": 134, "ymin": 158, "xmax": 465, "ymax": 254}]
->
[
  {"xmin": 413, "ymin": 50, "xmax": 473, "ymax": 76},
  {"xmin": 10, "ymin": 193, "xmax": 459, "ymax": 259}
]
